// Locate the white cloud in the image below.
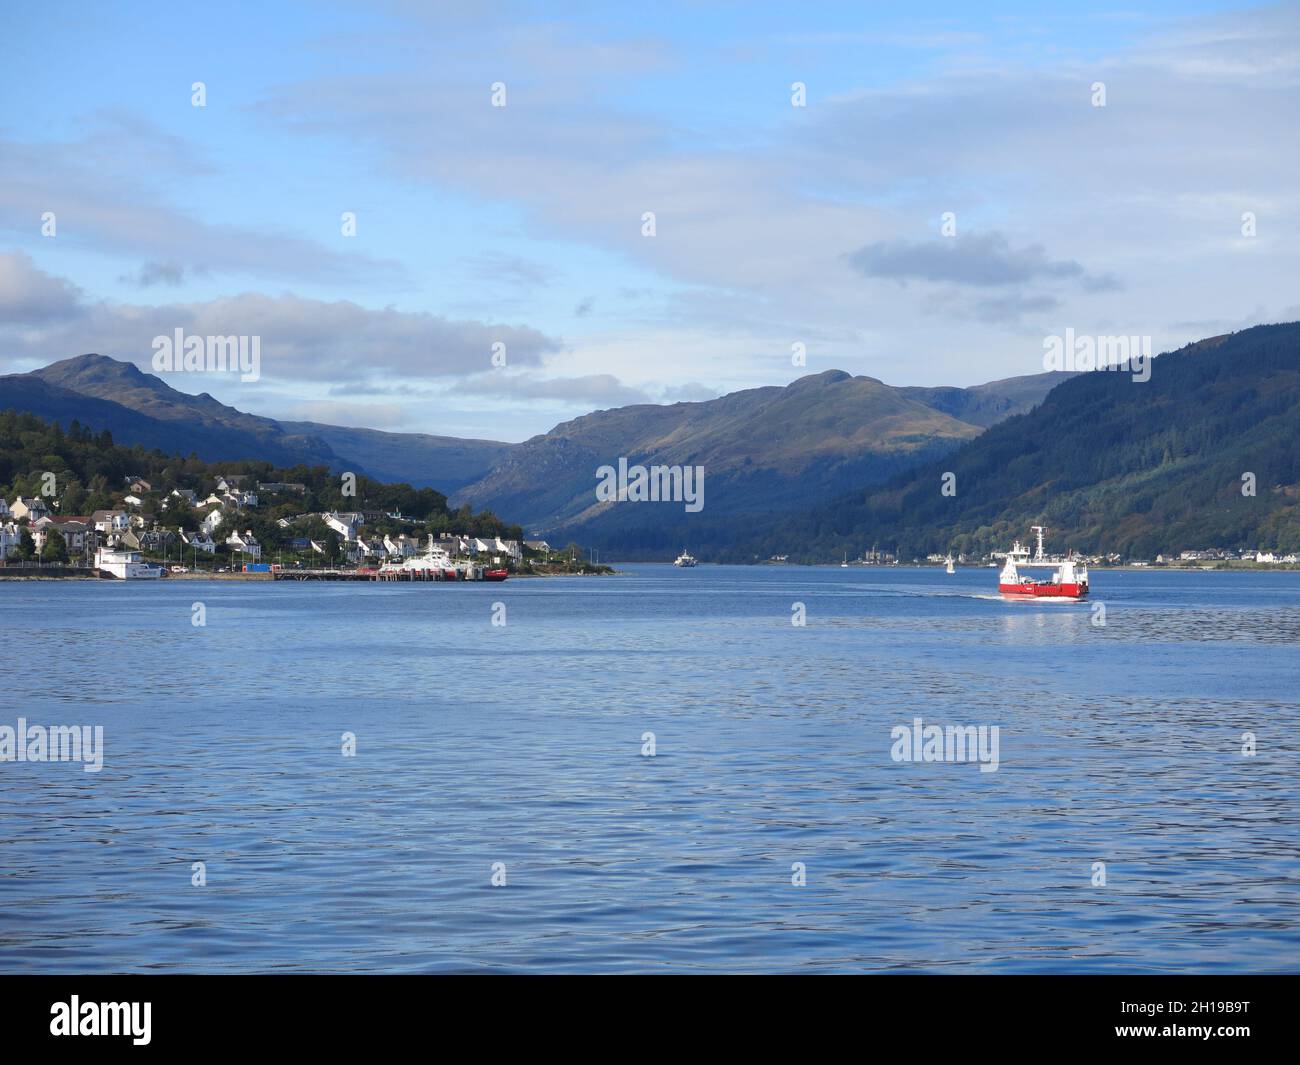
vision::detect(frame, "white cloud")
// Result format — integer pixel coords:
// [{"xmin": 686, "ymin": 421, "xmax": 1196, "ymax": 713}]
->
[{"xmin": 0, "ymin": 250, "xmax": 561, "ymax": 383}]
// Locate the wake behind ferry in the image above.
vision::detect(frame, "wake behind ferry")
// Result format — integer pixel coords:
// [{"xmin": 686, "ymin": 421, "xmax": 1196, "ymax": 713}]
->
[{"xmin": 998, "ymin": 526, "xmax": 1088, "ymax": 601}]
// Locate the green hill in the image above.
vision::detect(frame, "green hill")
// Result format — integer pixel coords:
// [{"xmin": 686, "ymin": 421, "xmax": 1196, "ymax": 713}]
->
[{"xmin": 732, "ymin": 323, "xmax": 1300, "ymax": 561}]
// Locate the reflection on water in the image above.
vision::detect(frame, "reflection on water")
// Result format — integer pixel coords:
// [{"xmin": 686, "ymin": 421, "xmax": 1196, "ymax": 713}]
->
[{"xmin": 0, "ymin": 566, "xmax": 1296, "ymax": 972}]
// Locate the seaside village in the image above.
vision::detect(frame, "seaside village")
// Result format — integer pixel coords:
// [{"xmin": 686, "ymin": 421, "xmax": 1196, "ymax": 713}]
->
[
  {"xmin": 0, "ymin": 474, "xmax": 550, "ymax": 577},
  {"xmin": 2, "ymin": 475, "xmax": 1298, "ymax": 575}
]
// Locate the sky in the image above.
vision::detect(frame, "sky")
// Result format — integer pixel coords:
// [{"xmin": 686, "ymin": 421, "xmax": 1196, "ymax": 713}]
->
[{"xmin": 2, "ymin": 0, "xmax": 1297, "ymax": 441}]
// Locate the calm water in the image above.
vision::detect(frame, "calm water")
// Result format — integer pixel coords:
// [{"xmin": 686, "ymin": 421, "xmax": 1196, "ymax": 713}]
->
[{"xmin": 1, "ymin": 565, "xmax": 1297, "ymax": 973}]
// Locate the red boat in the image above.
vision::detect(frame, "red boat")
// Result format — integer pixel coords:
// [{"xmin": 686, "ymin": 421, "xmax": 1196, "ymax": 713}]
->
[
  {"xmin": 998, "ymin": 526, "xmax": 1088, "ymax": 601},
  {"xmin": 483, "ymin": 568, "xmax": 509, "ymax": 581}
]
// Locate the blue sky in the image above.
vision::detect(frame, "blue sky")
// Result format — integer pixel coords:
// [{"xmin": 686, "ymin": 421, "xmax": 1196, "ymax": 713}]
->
[{"xmin": 2, "ymin": 1, "xmax": 1296, "ymax": 440}]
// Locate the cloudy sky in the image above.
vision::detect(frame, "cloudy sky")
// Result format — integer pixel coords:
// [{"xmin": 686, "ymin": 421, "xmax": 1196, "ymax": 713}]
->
[{"xmin": 2, "ymin": 1, "xmax": 1297, "ymax": 440}]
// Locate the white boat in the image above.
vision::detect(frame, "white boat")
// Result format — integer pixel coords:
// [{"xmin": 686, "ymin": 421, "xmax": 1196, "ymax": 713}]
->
[
  {"xmin": 95, "ymin": 545, "xmax": 162, "ymax": 580},
  {"xmin": 673, "ymin": 550, "xmax": 697, "ymax": 568},
  {"xmin": 945, "ymin": 555, "xmax": 955, "ymax": 574},
  {"xmin": 841, "ymin": 553, "xmax": 849, "ymax": 568},
  {"xmin": 379, "ymin": 545, "xmax": 459, "ymax": 580}
]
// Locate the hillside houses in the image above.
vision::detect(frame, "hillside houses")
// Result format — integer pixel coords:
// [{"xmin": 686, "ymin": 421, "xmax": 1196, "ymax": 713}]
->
[
  {"xmin": 436, "ymin": 534, "xmax": 522, "ymax": 561},
  {"xmin": 32, "ymin": 516, "xmax": 91, "ymax": 554}
]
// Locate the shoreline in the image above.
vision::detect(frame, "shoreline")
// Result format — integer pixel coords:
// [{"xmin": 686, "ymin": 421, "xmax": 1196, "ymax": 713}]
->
[{"xmin": 5, "ymin": 562, "xmax": 1299, "ymax": 581}]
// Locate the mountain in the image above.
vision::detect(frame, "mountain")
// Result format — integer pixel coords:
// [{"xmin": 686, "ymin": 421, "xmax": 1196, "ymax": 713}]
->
[
  {"xmin": 25, "ymin": 355, "xmax": 342, "ymax": 469},
  {"xmin": 730, "ymin": 323, "xmax": 1300, "ymax": 561},
  {"xmin": 0, "ymin": 375, "xmax": 230, "ymax": 457},
  {"xmin": 898, "ymin": 370, "xmax": 1079, "ymax": 428},
  {"xmin": 4, "ymin": 355, "xmax": 509, "ymax": 491},
  {"xmin": 2, "ymin": 355, "xmax": 1071, "ymax": 546},
  {"xmin": 451, "ymin": 367, "xmax": 1069, "ymax": 553},
  {"xmin": 277, "ymin": 421, "xmax": 509, "ymax": 494}
]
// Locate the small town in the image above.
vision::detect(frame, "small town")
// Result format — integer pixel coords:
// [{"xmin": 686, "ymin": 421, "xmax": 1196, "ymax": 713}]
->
[{"xmin": 0, "ymin": 474, "xmax": 591, "ymax": 580}]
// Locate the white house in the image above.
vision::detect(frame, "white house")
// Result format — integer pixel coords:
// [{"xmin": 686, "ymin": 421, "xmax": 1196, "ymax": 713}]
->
[
  {"xmin": 90, "ymin": 509, "xmax": 130, "ymax": 535},
  {"xmin": 201, "ymin": 509, "xmax": 225, "ymax": 535},
  {"xmin": 492, "ymin": 537, "xmax": 523, "ymax": 561},
  {"xmin": 225, "ymin": 530, "xmax": 261, "ymax": 559},
  {"xmin": 383, "ymin": 534, "xmax": 420, "ymax": 557},
  {"xmin": 180, "ymin": 528, "xmax": 217, "ymax": 553},
  {"xmin": 323, "ymin": 512, "xmax": 362, "ymax": 539}
]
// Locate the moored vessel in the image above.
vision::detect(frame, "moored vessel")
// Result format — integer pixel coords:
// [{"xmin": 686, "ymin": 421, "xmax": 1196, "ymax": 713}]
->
[
  {"xmin": 998, "ymin": 526, "xmax": 1088, "ymax": 601},
  {"xmin": 377, "ymin": 543, "xmax": 509, "ymax": 582},
  {"xmin": 674, "ymin": 549, "xmax": 697, "ymax": 568},
  {"xmin": 95, "ymin": 545, "xmax": 163, "ymax": 580}
]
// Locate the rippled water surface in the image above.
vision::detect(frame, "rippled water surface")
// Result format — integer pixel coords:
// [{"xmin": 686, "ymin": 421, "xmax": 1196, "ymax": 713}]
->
[{"xmin": 1, "ymin": 565, "xmax": 1297, "ymax": 972}]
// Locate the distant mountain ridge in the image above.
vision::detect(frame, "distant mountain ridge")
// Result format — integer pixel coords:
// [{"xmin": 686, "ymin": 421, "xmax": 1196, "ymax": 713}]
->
[
  {"xmin": 1, "ymin": 354, "xmax": 1074, "ymax": 544},
  {"xmin": 725, "ymin": 322, "xmax": 1300, "ymax": 561},
  {"xmin": 453, "ymin": 369, "xmax": 985, "ymax": 530},
  {"xmin": 277, "ymin": 421, "xmax": 510, "ymax": 494}
]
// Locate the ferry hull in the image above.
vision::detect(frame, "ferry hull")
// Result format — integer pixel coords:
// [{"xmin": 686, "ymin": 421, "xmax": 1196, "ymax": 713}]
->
[{"xmin": 999, "ymin": 581, "xmax": 1087, "ymax": 601}]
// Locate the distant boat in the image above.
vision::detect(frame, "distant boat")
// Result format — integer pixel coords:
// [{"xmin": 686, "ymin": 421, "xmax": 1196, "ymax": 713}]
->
[
  {"xmin": 674, "ymin": 550, "xmax": 698, "ymax": 568},
  {"xmin": 945, "ymin": 555, "xmax": 955, "ymax": 575},
  {"xmin": 841, "ymin": 553, "xmax": 849, "ymax": 568}
]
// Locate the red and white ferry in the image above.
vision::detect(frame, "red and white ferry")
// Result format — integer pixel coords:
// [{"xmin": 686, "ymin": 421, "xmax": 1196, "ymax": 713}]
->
[{"xmin": 998, "ymin": 526, "xmax": 1088, "ymax": 601}]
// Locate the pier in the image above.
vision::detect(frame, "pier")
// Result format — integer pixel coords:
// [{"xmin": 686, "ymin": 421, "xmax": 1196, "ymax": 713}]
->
[{"xmin": 274, "ymin": 568, "xmax": 377, "ymax": 581}]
